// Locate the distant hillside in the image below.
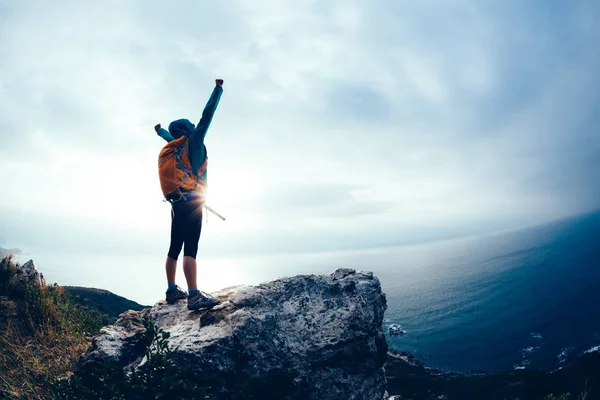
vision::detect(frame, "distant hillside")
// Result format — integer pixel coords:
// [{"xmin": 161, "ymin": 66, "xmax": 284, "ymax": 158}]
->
[
  {"xmin": 63, "ymin": 286, "xmax": 149, "ymax": 326},
  {"xmin": 0, "ymin": 246, "xmax": 21, "ymax": 258}
]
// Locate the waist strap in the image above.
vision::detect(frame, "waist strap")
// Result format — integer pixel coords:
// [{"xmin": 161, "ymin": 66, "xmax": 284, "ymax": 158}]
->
[{"xmin": 165, "ymin": 189, "xmax": 204, "ymax": 204}]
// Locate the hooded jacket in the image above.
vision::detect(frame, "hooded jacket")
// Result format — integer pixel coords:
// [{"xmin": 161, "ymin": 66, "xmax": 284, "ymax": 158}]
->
[{"xmin": 157, "ymin": 85, "xmax": 223, "ymax": 185}]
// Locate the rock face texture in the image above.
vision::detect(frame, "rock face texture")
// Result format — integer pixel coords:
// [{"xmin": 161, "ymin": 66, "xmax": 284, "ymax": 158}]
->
[
  {"xmin": 77, "ymin": 268, "xmax": 389, "ymax": 400},
  {"xmin": 17, "ymin": 259, "xmax": 45, "ymax": 287}
]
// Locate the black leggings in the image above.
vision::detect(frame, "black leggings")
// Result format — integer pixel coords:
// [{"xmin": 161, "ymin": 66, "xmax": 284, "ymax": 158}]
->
[{"xmin": 167, "ymin": 199, "xmax": 203, "ymax": 260}]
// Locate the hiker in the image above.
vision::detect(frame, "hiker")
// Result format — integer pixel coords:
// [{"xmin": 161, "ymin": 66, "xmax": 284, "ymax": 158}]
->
[{"xmin": 154, "ymin": 78, "xmax": 224, "ymax": 310}]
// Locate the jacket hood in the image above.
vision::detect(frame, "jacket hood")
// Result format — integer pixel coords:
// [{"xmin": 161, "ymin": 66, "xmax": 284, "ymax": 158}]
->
[{"xmin": 168, "ymin": 119, "xmax": 195, "ymax": 139}]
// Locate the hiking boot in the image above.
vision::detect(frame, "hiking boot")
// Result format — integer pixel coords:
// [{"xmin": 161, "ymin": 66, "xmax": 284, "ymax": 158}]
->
[
  {"xmin": 187, "ymin": 290, "xmax": 220, "ymax": 311},
  {"xmin": 166, "ymin": 285, "xmax": 188, "ymax": 304}
]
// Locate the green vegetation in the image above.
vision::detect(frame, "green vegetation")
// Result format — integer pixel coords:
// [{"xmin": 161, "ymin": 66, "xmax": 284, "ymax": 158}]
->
[
  {"xmin": 52, "ymin": 322, "xmax": 216, "ymax": 399},
  {"xmin": 0, "ymin": 256, "xmax": 103, "ymax": 399},
  {"xmin": 544, "ymin": 380, "xmax": 590, "ymax": 400},
  {"xmin": 63, "ymin": 286, "xmax": 148, "ymax": 326},
  {"xmin": 545, "ymin": 394, "xmax": 572, "ymax": 400}
]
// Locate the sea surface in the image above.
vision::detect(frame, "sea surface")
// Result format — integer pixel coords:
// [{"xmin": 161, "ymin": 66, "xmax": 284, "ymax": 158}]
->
[{"xmin": 375, "ymin": 211, "xmax": 600, "ymax": 373}]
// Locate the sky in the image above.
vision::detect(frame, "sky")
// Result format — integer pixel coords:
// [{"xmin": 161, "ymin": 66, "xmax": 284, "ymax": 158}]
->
[{"xmin": 1, "ymin": 0, "xmax": 599, "ymax": 304}]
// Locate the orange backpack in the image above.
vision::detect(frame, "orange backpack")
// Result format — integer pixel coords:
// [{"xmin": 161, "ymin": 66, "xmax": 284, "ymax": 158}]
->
[{"xmin": 158, "ymin": 136, "xmax": 208, "ymax": 201}]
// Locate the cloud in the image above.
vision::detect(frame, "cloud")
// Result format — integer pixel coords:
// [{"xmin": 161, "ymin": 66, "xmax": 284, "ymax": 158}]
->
[
  {"xmin": 324, "ymin": 82, "xmax": 394, "ymax": 123},
  {"xmin": 0, "ymin": 0, "xmax": 599, "ymax": 269},
  {"xmin": 244, "ymin": 182, "xmax": 394, "ymax": 220}
]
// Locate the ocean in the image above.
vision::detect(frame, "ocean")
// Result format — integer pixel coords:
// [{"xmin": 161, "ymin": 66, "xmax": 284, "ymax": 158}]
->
[{"xmin": 374, "ymin": 211, "xmax": 600, "ymax": 373}]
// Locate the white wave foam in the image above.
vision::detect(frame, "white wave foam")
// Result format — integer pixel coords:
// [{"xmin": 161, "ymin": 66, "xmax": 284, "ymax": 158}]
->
[
  {"xmin": 521, "ymin": 346, "xmax": 540, "ymax": 354},
  {"xmin": 513, "ymin": 359, "xmax": 531, "ymax": 370},
  {"xmin": 584, "ymin": 345, "xmax": 600, "ymax": 354},
  {"xmin": 531, "ymin": 332, "xmax": 543, "ymax": 340},
  {"xmin": 557, "ymin": 347, "xmax": 575, "ymax": 364}
]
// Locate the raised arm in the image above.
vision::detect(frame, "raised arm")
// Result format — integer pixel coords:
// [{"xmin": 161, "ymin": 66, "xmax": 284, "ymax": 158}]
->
[
  {"xmin": 155, "ymin": 124, "xmax": 174, "ymax": 142},
  {"xmin": 193, "ymin": 79, "xmax": 224, "ymax": 142},
  {"xmin": 188, "ymin": 79, "xmax": 224, "ymax": 176}
]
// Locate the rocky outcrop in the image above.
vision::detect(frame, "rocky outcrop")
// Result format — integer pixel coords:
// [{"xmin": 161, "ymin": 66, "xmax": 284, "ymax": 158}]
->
[
  {"xmin": 78, "ymin": 309, "xmax": 152, "ymax": 371},
  {"xmin": 16, "ymin": 259, "xmax": 45, "ymax": 287},
  {"xmin": 77, "ymin": 268, "xmax": 389, "ymax": 400}
]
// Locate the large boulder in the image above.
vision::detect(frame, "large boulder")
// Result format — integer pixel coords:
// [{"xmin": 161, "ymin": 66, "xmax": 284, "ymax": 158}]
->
[{"xmin": 77, "ymin": 268, "xmax": 389, "ymax": 399}]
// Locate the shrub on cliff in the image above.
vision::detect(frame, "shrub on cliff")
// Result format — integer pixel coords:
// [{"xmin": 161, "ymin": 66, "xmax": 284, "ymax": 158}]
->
[
  {"xmin": 52, "ymin": 322, "xmax": 217, "ymax": 399},
  {"xmin": 0, "ymin": 256, "xmax": 102, "ymax": 399}
]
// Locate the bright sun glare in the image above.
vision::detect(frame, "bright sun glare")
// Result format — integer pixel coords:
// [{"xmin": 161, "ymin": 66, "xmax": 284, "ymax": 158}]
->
[{"xmin": 200, "ymin": 170, "xmax": 265, "ymax": 231}]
